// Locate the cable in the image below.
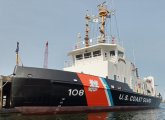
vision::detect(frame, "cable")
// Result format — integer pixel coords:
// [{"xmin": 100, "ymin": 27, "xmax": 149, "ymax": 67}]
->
[{"xmin": 114, "ymin": 13, "xmax": 122, "ymax": 45}]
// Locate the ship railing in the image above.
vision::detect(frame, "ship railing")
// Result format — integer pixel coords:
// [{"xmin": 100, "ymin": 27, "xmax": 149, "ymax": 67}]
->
[{"xmin": 74, "ymin": 36, "xmax": 115, "ymax": 49}]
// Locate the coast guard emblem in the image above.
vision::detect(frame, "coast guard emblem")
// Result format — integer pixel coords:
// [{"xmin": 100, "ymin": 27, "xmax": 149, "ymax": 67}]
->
[{"xmin": 88, "ymin": 80, "xmax": 99, "ymax": 92}]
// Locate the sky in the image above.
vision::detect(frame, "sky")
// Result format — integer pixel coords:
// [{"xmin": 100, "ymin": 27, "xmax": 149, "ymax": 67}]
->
[{"xmin": 0, "ymin": 0, "xmax": 165, "ymax": 98}]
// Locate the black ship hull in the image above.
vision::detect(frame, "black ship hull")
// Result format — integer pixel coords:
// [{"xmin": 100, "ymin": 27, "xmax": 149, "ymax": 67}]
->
[{"xmin": 11, "ymin": 66, "xmax": 161, "ymax": 114}]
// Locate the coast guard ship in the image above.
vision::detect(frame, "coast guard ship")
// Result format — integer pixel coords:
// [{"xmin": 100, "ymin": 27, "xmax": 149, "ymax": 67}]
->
[{"xmin": 11, "ymin": 2, "xmax": 162, "ymax": 114}]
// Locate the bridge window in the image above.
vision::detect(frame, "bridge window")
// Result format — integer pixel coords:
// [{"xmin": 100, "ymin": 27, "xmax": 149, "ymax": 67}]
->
[
  {"xmin": 76, "ymin": 54, "xmax": 83, "ymax": 60},
  {"xmin": 84, "ymin": 52, "xmax": 92, "ymax": 59},
  {"xmin": 118, "ymin": 51, "xmax": 124, "ymax": 58},
  {"xmin": 110, "ymin": 51, "xmax": 115, "ymax": 56},
  {"xmin": 93, "ymin": 50, "xmax": 101, "ymax": 57}
]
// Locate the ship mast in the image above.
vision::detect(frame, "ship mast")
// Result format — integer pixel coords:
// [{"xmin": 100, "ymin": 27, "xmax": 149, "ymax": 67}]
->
[
  {"xmin": 84, "ymin": 12, "xmax": 90, "ymax": 47},
  {"xmin": 98, "ymin": 2, "xmax": 109, "ymax": 43}
]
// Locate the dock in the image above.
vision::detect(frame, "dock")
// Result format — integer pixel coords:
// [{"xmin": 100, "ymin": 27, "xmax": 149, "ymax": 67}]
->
[
  {"xmin": 0, "ymin": 75, "xmax": 12, "ymax": 110},
  {"xmin": 0, "ymin": 75, "xmax": 19, "ymax": 114}
]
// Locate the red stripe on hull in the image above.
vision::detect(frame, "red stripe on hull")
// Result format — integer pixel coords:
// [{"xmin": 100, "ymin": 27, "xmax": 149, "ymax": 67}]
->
[{"xmin": 77, "ymin": 73, "xmax": 108, "ymax": 106}]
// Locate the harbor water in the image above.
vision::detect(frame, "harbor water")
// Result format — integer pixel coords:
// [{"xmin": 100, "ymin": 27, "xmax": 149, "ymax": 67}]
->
[{"xmin": 0, "ymin": 103, "xmax": 165, "ymax": 120}]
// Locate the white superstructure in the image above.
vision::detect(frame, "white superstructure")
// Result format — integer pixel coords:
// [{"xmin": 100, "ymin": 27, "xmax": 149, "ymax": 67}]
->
[{"xmin": 63, "ymin": 3, "xmax": 156, "ymax": 97}]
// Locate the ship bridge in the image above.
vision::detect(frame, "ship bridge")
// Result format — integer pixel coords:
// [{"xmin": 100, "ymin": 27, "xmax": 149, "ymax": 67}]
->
[{"xmin": 63, "ymin": 36, "xmax": 126, "ymax": 80}]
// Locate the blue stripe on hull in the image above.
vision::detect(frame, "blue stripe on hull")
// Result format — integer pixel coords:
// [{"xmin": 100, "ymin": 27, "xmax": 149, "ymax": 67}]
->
[{"xmin": 100, "ymin": 77, "xmax": 114, "ymax": 106}]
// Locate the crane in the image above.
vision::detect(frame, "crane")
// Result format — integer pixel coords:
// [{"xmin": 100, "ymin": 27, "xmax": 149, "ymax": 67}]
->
[
  {"xmin": 15, "ymin": 42, "xmax": 19, "ymax": 65},
  {"xmin": 43, "ymin": 41, "xmax": 48, "ymax": 68}
]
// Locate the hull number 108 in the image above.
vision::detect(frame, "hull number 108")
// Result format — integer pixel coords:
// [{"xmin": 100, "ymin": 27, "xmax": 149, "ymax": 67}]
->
[{"xmin": 68, "ymin": 89, "xmax": 84, "ymax": 96}]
